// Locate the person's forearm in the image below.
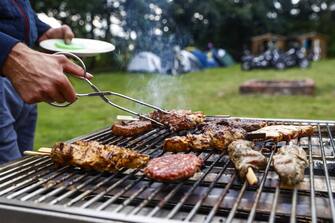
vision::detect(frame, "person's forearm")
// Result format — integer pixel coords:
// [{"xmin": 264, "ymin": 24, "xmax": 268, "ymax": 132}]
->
[{"xmin": 0, "ymin": 32, "xmax": 19, "ymax": 73}]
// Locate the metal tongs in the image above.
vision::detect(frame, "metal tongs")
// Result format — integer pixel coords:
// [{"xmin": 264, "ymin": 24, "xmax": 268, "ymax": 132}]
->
[{"xmin": 49, "ymin": 52, "xmax": 168, "ymax": 127}]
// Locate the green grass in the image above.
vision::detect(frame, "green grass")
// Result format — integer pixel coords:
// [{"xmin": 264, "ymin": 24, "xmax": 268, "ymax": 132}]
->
[{"xmin": 35, "ymin": 59, "xmax": 335, "ymax": 148}]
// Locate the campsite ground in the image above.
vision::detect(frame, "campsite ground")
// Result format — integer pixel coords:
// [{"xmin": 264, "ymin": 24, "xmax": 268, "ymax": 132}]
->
[{"xmin": 35, "ymin": 59, "xmax": 335, "ymax": 148}]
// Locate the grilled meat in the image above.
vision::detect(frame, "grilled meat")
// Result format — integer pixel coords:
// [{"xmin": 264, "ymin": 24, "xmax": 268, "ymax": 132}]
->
[
  {"xmin": 163, "ymin": 125, "xmax": 246, "ymax": 152},
  {"xmin": 51, "ymin": 141, "xmax": 150, "ymax": 172},
  {"xmin": 112, "ymin": 120, "xmax": 153, "ymax": 137},
  {"xmin": 228, "ymin": 140, "xmax": 268, "ymax": 179},
  {"xmin": 208, "ymin": 126, "xmax": 246, "ymax": 150},
  {"xmin": 273, "ymin": 144, "xmax": 308, "ymax": 185},
  {"xmin": 201, "ymin": 119, "xmax": 267, "ymax": 132},
  {"xmin": 251, "ymin": 125, "xmax": 314, "ymax": 142},
  {"xmin": 225, "ymin": 119, "xmax": 267, "ymax": 132},
  {"xmin": 164, "ymin": 134, "xmax": 212, "ymax": 152},
  {"xmin": 149, "ymin": 109, "xmax": 205, "ymax": 131},
  {"xmin": 143, "ymin": 154, "xmax": 203, "ymax": 182}
]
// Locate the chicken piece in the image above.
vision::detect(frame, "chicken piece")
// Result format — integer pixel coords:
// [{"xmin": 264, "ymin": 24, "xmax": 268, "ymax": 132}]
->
[
  {"xmin": 51, "ymin": 141, "xmax": 150, "ymax": 172},
  {"xmin": 112, "ymin": 120, "xmax": 153, "ymax": 137},
  {"xmin": 273, "ymin": 144, "xmax": 308, "ymax": 185},
  {"xmin": 164, "ymin": 134, "xmax": 211, "ymax": 152},
  {"xmin": 149, "ymin": 109, "xmax": 205, "ymax": 131},
  {"xmin": 163, "ymin": 123, "xmax": 246, "ymax": 152},
  {"xmin": 228, "ymin": 140, "xmax": 268, "ymax": 179},
  {"xmin": 208, "ymin": 126, "xmax": 246, "ymax": 150},
  {"xmin": 163, "ymin": 136, "xmax": 190, "ymax": 152}
]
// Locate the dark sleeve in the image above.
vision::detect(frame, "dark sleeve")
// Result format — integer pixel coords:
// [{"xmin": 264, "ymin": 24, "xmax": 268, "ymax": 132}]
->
[
  {"xmin": 34, "ymin": 14, "xmax": 51, "ymax": 38},
  {"xmin": 0, "ymin": 32, "xmax": 19, "ymax": 70}
]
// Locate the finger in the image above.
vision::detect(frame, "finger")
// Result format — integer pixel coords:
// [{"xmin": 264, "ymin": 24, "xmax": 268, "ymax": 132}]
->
[
  {"xmin": 38, "ymin": 33, "xmax": 48, "ymax": 42},
  {"xmin": 63, "ymin": 59, "xmax": 93, "ymax": 79},
  {"xmin": 62, "ymin": 25, "xmax": 74, "ymax": 44},
  {"xmin": 57, "ymin": 76, "xmax": 77, "ymax": 103},
  {"xmin": 40, "ymin": 91, "xmax": 54, "ymax": 103},
  {"xmin": 47, "ymin": 87, "xmax": 67, "ymax": 104}
]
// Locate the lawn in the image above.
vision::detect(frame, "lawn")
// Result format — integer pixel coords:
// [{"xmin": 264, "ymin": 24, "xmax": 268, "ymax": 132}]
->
[{"xmin": 35, "ymin": 59, "xmax": 335, "ymax": 148}]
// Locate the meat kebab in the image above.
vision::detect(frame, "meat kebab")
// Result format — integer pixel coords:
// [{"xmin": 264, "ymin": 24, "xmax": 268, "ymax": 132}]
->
[
  {"xmin": 164, "ymin": 123, "xmax": 246, "ymax": 152},
  {"xmin": 273, "ymin": 144, "xmax": 308, "ymax": 185},
  {"xmin": 228, "ymin": 140, "xmax": 268, "ymax": 185},
  {"xmin": 163, "ymin": 134, "xmax": 212, "ymax": 152},
  {"xmin": 51, "ymin": 141, "xmax": 150, "ymax": 172}
]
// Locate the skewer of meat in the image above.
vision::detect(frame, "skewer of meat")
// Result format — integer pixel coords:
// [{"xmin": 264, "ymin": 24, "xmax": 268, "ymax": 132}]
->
[
  {"xmin": 251, "ymin": 125, "xmax": 314, "ymax": 142},
  {"xmin": 163, "ymin": 134, "xmax": 212, "ymax": 152},
  {"xmin": 273, "ymin": 144, "xmax": 308, "ymax": 185},
  {"xmin": 164, "ymin": 124, "xmax": 246, "ymax": 152},
  {"xmin": 24, "ymin": 141, "xmax": 150, "ymax": 172},
  {"xmin": 149, "ymin": 109, "xmax": 205, "ymax": 131},
  {"xmin": 228, "ymin": 140, "xmax": 268, "ymax": 185}
]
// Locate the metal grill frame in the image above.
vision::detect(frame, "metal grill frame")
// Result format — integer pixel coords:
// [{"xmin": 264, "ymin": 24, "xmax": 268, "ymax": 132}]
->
[{"xmin": 0, "ymin": 116, "xmax": 334, "ymax": 223}]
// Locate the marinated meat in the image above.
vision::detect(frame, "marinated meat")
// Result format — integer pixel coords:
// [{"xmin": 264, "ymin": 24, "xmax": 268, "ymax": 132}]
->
[
  {"xmin": 112, "ymin": 120, "xmax": 153, "ymax": 137},
  {"xmin": 251, "ymin": 125, "xmax": 314, "ymax": 142},
  {"xmin": 228, "ymin": 140, "xmax": 268, "ymax": 179},
  {"xmin": 149, "ymin": 109, "xmax": 205, "ymax": 131},
  {"xmin": 163, "ymin": 124, "xmax": 246, "ymax": 152},
  {"xmin": 164, "ymin": 134, "xmax": 211, "ymax": 152},
  {"xmin": 164, "ymin": 136, "xmax": 190, "ymax": 152},
  {"xmin": 273, "ymin": 144, "xmax": 308, "ymax": 185},
  {"xmin": 208, "ymin": 126, "xmax": 246, "ymax": 150},
  {"xmin": 143, "ymin": 154, "xmax": 203, "ymax": 181},
  {"xmin": 201, "ymin": 119, "xmax": 267, "ymax": 132},
  {"xmin": 225, "ymin": 119, "xmax": 267, "ymax": 132},
  {"xmin": 51, "ymin": 141, "xmax": 150, "ymax": 172}
]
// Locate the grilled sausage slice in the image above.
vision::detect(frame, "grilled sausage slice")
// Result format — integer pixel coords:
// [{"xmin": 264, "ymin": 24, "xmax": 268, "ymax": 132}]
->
[{"xmin": 112, "ymin": 120, "xmax": 153, "ymax": 137}]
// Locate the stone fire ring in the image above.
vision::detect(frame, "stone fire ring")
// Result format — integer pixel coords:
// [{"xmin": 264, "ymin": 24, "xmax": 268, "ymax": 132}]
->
[{"xmin": 239, "ymin": 79, "xmax": 315, "ymax": 95}]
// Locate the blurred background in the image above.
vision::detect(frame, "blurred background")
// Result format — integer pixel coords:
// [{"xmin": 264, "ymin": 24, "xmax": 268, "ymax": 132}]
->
[{"xmin": 31, "ymin": 0, "xmax": 335, "ymax": 147}]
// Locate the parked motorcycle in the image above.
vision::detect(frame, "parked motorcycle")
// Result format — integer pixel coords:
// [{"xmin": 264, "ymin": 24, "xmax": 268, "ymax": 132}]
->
[
  {"xmin": 274, "ymin": 47, "xmax": 310, "ymax": 70},
  {"xmin": 241, "ymin": 47, "xmax": 310, "ymax": 71},
  {"xmin": 241, "ymin": 48, "xmax": 281, "ymax": 70}
]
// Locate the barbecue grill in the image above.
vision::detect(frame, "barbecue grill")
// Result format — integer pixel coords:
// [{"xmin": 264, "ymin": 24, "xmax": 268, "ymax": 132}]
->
[{"xmin": 0, "ymin": 116, "xmax": 334, "ymax": 223}]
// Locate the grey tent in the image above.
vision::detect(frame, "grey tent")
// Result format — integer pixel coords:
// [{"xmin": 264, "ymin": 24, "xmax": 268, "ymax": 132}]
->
[
  {"xmin": 170, "ymin": 47, "xmax": 202, "ymax": 75},
  {"xmin": 127, "ymin": 52, "xmax": 162, "ymax": 73}
]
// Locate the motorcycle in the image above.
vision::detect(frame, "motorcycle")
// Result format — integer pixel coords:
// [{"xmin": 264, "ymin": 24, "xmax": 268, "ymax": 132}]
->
[
  {"xmin": 241, "ymin": 48, "xmax": 281, "ymax": 70},
  {"xmin": 241, "ymin": 47, "xmax": 310, "ymax": 70},
  {"xmin": 274, "ymin": 47, "xmax": 310, "ymax": 70}
]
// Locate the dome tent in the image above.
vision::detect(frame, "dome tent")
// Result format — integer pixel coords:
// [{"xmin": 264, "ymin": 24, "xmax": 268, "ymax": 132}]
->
[{"xmin": 127, "ymin": 52, "xmax": 162, "ymax": 73}]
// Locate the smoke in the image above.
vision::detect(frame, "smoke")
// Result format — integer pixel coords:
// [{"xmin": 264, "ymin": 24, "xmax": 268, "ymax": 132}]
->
[
  {"xmin": 126, "ymin": 74, "xmax": 187, "ymax": 113},
  {"xmin": 145, "ymin": 75, "xmax": 186, "ymax": 109},
  {"xmin": 123, "ymin": 0, "xmax": 192, "ymax": 72},
  {"xmin": 122, "ymin": 0, "xmax": 190, "ymax": 111}
]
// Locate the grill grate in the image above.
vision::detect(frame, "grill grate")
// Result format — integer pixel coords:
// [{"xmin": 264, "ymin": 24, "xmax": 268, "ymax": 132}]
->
[{"xmin": 0, "ymin": 116, "xmax": 335, "ymax": 223}]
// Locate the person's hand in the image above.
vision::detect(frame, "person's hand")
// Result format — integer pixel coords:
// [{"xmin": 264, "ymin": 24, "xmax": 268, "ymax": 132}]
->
[
  {"xmin": 39, "ymin": 25, "xmax": 74, "ymax": 44},
  {"xmin": 2, "ymin": 43, "xmax": 93, "ymax": 104}
]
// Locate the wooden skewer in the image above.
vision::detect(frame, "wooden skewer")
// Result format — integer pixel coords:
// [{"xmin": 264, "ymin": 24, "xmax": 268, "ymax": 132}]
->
[
  {"xmin": 116, "ymin": 115, "xmax": 139, "ymax": 121},
  {"xmin": 246, "ymin": 167, "xmax": 258, "ymax": 185},
  {"xmin": 39, "ymin": 147, "xmax": 52, "ymax": 153},
  {"xmin": 24, "ymin": 147, "xmax": 52, "ymax": 156},
  {"xmin": 24, "ymin": 150, "xmax": 50, "ymax": 156}
]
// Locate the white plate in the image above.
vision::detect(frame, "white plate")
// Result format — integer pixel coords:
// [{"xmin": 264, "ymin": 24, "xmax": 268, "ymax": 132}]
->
[{"xmin": 39, "ymin": 38, "xmax": 115, "ymax": 57}]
